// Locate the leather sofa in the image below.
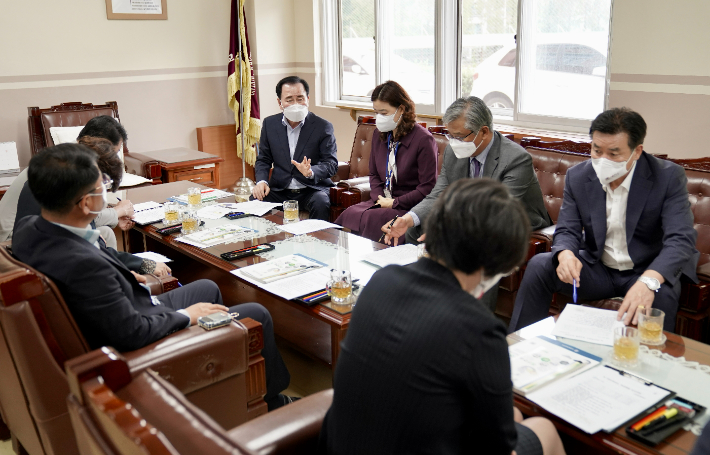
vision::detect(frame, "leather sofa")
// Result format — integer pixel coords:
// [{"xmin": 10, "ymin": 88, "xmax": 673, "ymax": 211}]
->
[
  {"xmin": 66, "ymin": 347, "xmax": 333, "ymax": 455},
  {"xmin": 0, "ymin": 244, "xmax": 267, "ymax": 455},
  {"xmin": 27, "ymin": 101, "xmax": 162, "ymax": 182}
]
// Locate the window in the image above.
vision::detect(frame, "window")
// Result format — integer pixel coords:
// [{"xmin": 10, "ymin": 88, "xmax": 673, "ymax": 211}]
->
[{"xmin": 322, "ymin": 0, "xmax": 613, "ymax": 129}]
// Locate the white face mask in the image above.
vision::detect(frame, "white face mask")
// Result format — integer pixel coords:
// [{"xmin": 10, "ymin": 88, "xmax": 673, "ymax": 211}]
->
[
  {"xmin": 375, "ymin": 107, "xmax": 401, "ymax": 133},
  {"xmin": 470, "ymin": 271, "xmax": 507, "ymax": 300},
  {"xmin": 283, "ymin": 104, "xmax": 308, "ymax": 123},
  {"xmin": 591, "ymin": 153, "xmax": 635, "ymax": 186},
  {"xmin": 87, "ymin": 184, "xmax": 108, "ymax": 215},
  {"xmin": 449, "ymin": 130, "xmax": 481, "ymax": 159}
]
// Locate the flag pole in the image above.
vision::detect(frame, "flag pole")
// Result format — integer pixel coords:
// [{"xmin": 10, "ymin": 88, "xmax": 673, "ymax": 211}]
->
[{"xmin": 233, "ymin": 0, "xmax": 255, "ymax": 201}]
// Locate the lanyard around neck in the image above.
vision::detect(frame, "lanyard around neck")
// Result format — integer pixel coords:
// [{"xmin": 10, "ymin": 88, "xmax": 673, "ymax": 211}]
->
[{"xmin": 385, "ymin": 133, "xmax": 400, "ymax": 191}]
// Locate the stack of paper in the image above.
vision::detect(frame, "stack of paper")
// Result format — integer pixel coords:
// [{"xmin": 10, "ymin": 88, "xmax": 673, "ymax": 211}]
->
[
  {"xmin": 362, "ymin": 244, "xmax": 418, "ymax": 268},
  {"xmin": 0, "ymin": 142, "xmax": 20, "ymax": 174},
  {"xmin": 119, "ymin": 173, "xmax": 152, "ymax": 187},
  {"xmin": 132, "ymin": 201, "xmax": 164, "ymax": 225},
  {"xmin": 168, "ymin": 189, "xmax": 233, "ymax": 204},
  {"xmin": 221, "ymin": 200, "xmax": 282, "ymax": 216},
  {"xmin": 239, "ymin": 254, "xmax": 324, "ymax": 283},
  {"xmin": 509, "ymin": 336, "xmax": 600, "ymax": 395},
  {"xmin": 176, "ymin": 225, "xmax": 257, "ymax": 248},
  {"xmin": 551, "ymin": 305, "xmax": 626, "ymax": 346},
  {"xmin": 277, "ymin": 219, "xmax": 343, "ymax": 235},
  {"xmin": 196, "ymin": 204, "xmax": 234, "ymax": 220}
]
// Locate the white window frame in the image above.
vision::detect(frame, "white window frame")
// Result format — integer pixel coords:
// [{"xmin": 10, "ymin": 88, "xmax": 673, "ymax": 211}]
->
[{"xmin": 321, "ymin": 0, "xmax": 614, "ymax": 133}]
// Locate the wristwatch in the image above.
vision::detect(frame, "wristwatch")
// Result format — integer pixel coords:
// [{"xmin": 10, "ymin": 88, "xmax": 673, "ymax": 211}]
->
[{"xmin": 637, "ymin": 276, "xmax": 661, "ymax": 292}]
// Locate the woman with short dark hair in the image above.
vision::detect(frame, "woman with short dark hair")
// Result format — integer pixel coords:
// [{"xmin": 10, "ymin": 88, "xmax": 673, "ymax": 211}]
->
[
  {"xmin": 335, "ymin": 80, "xmax": 438, "ymax": 243},
  {"xmin": 321, "ymin": 179, "xmax": 567, "ymax": 455}
]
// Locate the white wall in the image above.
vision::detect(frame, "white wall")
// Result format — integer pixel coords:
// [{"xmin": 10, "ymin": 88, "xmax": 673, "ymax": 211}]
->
[{"xmin": 0, "ymin": 0, "xmax": 234, "ymax": 165}]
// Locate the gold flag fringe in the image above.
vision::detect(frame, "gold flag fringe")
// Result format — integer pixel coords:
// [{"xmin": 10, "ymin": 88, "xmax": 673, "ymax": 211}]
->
[{"xmin": 227, "ymin": 0, "xmax": 260, "ymax": 167}]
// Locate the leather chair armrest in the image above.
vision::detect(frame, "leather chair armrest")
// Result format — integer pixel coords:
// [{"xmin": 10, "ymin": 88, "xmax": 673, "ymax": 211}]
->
[
  {"xmin": 352, "ymin": 182, "xmax": 371, "ymax": 203},
  {"xmin": 143, "ymin": 275, "xmax": 179, "ymax": 295},
  {"xmin": 531, "ymin": 224, "xmax": 556, "ymax": 244},
  {"xmin": 124, "ymin": 153, "xmax": 162, "ymax": 179},
  {"xmin": 228, "ymin": 389, "xmax": 333, "ymax": 455},
  {"xmin": 123, "ymin": 320, "xmax": 252, "ymax": 396},
  {"xmin": 339, "ymin": 176, "xmax": 369, "ymax": 189},
  {"xmin": 697, "ymin": 263, "xmax": 710, "ymax": 282},
  {"xmin": 335, "ymin": 162, "xmax": 351, "ymax": 182}
]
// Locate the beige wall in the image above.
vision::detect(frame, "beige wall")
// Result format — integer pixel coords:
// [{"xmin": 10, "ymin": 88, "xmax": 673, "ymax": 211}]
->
[
  {"xmin": 608, "ymin": 0, "xmax": 710, "ymax": 158},
  {"xmin": 0, "ymin": 0, "xmax": 234, "ymax": 166}
]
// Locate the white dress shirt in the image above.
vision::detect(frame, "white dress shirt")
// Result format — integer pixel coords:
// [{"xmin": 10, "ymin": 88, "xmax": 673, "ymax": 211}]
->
[{"xmin": 600, "ymin": 163, "xmax": 637, "ymax": 270}]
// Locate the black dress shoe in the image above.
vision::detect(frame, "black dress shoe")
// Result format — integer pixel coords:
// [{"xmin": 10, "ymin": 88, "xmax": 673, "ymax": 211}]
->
[{"xmin": 267, "ymin": 394, "xmax": 301, "ymax": 411}]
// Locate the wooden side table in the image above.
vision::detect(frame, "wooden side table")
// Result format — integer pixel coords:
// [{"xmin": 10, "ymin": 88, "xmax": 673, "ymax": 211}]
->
[{"xmin": 129, "ymin": 148, "xmax": 225, "ymax": 188}]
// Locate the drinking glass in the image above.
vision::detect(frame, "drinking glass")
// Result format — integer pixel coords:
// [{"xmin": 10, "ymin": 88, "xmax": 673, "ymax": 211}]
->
[
  {"xmin": 181, "ymin": 211, "xmax": 200, "ymax": 235},
  {"xmin": 326, "ymin": 269, "xmax": 352, "ymax": 305},
  {"xmin": 283, "ymin": 200, "xmax": 299, "ymax": 223},
  {"xmin": 163, "ymin": 202, "xmax": 180, "ymax": 225},
  {"xmin": 187, "ymin": 187, "xmax": 202, "ymax": 207},
  {"xmin": 639, "ymin": 308, "xmax": 666, "ymax": 345},
  {"xmin": 613, "ymin": 326, "xmax": 640, "ymax": 367}
]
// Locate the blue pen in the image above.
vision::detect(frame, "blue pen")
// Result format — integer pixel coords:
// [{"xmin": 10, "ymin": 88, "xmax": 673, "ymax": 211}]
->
[
  {"xmin": 177, "ymin": 282, "xmax": 183, "ymax": 287},
  {"xmin": 572, "ymin": 279, "xmax": 577, "ymax": 303}
]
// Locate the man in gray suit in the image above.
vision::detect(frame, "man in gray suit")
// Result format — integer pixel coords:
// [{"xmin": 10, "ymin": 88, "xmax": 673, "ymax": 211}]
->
[{"xmin": 382, "ymin": 96, "xmax": 551, "ymax": 311}]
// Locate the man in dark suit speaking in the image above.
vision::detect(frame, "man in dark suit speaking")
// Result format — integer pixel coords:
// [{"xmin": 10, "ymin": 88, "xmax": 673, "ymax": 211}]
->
[
  {"xmin": 13, "ymin": 144, "xmax": 294, "ymax": 410},
  {"xmin": 252, "ymin": 76, "xmax": 338, "ymax": 220},
  {"xmin": 509, "ymin": 108, "xmax": 699, "ymax": 332}
]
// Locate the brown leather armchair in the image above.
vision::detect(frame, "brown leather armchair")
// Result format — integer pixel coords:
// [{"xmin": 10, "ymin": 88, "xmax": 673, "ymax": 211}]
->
[
  {"xmin": 0, "ymin": 244, "xmax": 266, "ymax": 455},
  {"xmin": 66, "ymin": 347, "xmax": 333, "ymax": 455},
  {"xmin": 27, "ymin": 101, "xmax": 162, "ymax": 182}
]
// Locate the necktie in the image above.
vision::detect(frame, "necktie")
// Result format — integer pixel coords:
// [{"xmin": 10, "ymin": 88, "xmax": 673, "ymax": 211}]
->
[{"xmin": 471, "ymin": 157, "xmax": 481, "ymax": 178}]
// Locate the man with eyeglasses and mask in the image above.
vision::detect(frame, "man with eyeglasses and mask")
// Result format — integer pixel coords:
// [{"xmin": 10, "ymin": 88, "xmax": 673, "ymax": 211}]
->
[
  {"xmin": 251, "ymin": 76, "xmax": 338, "ymax": 221},
  {"xmin": 381, "ymin": 96, "xmax": 551, "ymax": 312},
  {"xmin": 509, "ymin": 108, "xmax": 698, "ymax": 333},
  {"xmin": 12, "ymin": 144, "xmax": 295, "ymax": 410}
]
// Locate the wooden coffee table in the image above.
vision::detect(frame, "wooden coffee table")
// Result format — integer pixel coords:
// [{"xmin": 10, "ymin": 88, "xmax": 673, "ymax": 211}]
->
[
  {"xmin": 509, "ymin": 318, "xmax": 710, "ymax": 455},
  {"xmin": 123, "ymin": 181, "xmax": 387, "ymax": 370}
]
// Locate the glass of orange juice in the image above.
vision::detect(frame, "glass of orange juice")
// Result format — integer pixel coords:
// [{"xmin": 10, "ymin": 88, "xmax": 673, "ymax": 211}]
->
[
  {"xmin": 613, "ymin": 326, "xmax": 640, "ymax": 367},
  {"xmin": 639, "ymin": 308, "xmax": 665, "ymax": 345}
]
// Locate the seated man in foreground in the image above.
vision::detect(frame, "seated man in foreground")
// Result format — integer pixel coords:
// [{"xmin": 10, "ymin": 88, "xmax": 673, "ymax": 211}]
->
[
  {"xmin": 251, "ymin": 76, "xmax": 338, "ymax": 220},
  {"xmin": 319, "ymin": 179, "xmax": 566, "ymax": 455},
  {"xmin": 13, "ymin": 143, "xmax": 293, "ymax": 410},
  {"xmin": 509, "ymin": 108, "xmax": 698, "ymax": 332}
]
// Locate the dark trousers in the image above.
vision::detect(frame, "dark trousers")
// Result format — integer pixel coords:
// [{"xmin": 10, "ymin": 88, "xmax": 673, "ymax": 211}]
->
[
  {"xmin": 157, "ymin": 279, "xmax": 291, "ymax": 405},
  {"xmin": 259, "ymin": 187, "xmax": 330, "ymax": 221},
  {"xmin": 508, "ymin": 252, "xmax": 681, "ymax": 333}
]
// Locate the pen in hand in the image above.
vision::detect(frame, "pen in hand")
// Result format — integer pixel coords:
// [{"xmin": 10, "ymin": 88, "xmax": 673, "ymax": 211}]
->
[
  {"xmin": 573, "ymin": 279, "xmax": 577, "ymax": 303},
  {"xmin": 378, "ymin": 215, "xmax": 399, "ymax": 243}
]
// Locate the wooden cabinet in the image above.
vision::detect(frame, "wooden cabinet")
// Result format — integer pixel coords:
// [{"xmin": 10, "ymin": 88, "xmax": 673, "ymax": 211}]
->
[{"xmin": 133, "ymin": 148, "xmax": 225, "ymax": 189}]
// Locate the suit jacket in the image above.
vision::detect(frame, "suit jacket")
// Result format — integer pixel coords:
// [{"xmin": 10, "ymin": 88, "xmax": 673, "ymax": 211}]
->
[
  {"xmin": 551, "ymin": 152, "xmax": 699, "ymax": 285},
  {"xmin": 255, "ymin": 112, "xmax": 338, "ymax": 192},
  {"xmin": 411, "ymin": 131, "xmax": 552, "ymax": 230},
  {"xmin": 14, "ymin": 181, "xmax": 143, "ymax": 271},
  {"xmin": 12, "ymin": 216, "xmax": 187, "ymax": 352},
  {"xmin": 319, "ymin": 258, "xmax": 517, "ymax": 455}
]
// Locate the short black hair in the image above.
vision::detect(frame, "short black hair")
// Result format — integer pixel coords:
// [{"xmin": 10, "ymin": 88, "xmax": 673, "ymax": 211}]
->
[
  {"xmin": 424, "ymin": 179, "xmax": 531, "ymax": 275},
  {"xmin": 589, "ymin": 107, "xmax": 647, "ymax": 150},
  {"xmin": 28, "ymin": 143, "xmax": 99, "ymax": 214},
  {"xmin": 77, "ymin": 115, "xmax": 128, "ymax": 147},
  {"xmin": 276, "ymin": 76, "xmax": 309, "ymax": 99}
]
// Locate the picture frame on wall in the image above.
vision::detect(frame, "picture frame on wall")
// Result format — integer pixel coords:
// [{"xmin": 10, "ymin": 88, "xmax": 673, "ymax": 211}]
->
[{"xmin": 105, "ymin": 0, "xmax": 168, "ymax": 20}]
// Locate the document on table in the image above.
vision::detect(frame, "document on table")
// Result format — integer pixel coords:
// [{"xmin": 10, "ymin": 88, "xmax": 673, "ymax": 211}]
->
[
  {"xmin": 168, "ymin": 189, "xmax": 233, "ymax": 204},
  {"xmin": 221, "ymin": 201, "xmax": 282, "ymax": 216},
  {"xmin": 551, "ymin": 305, "xmax": 626, "ymax": 346},
  {"xmin": 132, "ymin": 202, "xmax": 164, "ymax": 225},
  {"xmin": 133, "ymin": 251, "xmax": 172, "ymax": 263},
  {"xmin": 277, "ymin": 219, "xmax": 343, "ymax": 235},
  {"xmin": 176, "ymin": 225, "xmax": 257, "ymax": 248},
  {"xmin": 119, "ymin": 173, "xmax": 152, "ymax": 187},
  {"xmin": 362, "ymin": 244, "xmax": 419, "ymax": 268},
  {"xmin": 527, "ymin": 365, "xmax": 672, "ymax": 434},
  {"xmin": 232, "ymin": 254, "xmax": 339, "ymax": 300},
  {"xmin": 196, "ymin": 204, "xmax": 234, "ymax": 220},
  {"xmin": 0, "ymin": 142, "xmax": 19, "ymax": 173}
]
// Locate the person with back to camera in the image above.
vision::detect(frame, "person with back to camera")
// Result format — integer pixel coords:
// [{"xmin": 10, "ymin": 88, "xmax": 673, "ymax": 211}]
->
[
  {"xmin": 319, "ymin": 178, "xmax": 566, "ymax": 455},
  {"xmin": 335, "ymin": 80, "xmax": 437, "ymax": 243}
]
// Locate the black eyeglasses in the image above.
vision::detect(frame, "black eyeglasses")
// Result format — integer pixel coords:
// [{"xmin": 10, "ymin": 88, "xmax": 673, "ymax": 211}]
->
[
  {"xmin": 75, "ymin": 173, "xmax": 113, "ymax": 205},
  {"xmin": 445, "ymin": 130, "xmax": 475, "ymax": 143}
]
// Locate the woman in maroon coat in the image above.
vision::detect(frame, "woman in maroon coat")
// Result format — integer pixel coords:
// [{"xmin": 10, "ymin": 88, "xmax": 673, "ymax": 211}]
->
[{"xmin": 336, "ymin": 81, "xmax": 438, "ymax": 243}]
